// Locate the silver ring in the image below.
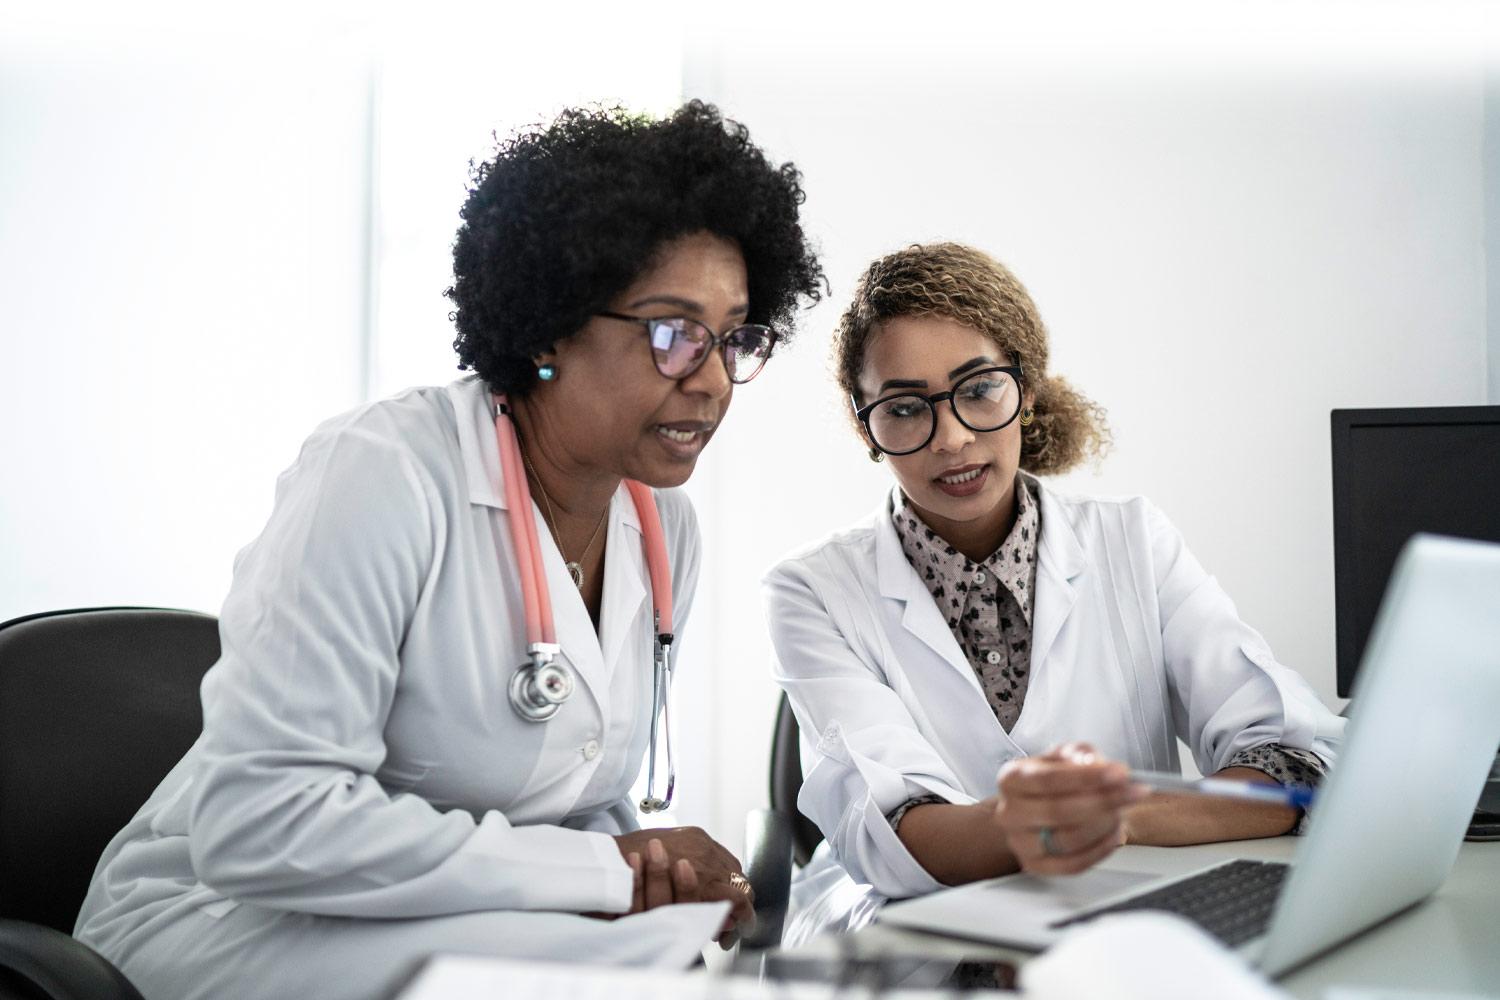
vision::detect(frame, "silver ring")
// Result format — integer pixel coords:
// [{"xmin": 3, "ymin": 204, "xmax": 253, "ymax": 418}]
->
[
  {"xmin": 727, "ymin": 872, "xmax": 752, "ymax": 894},
  {"xmin": 1038, "ymin": 826, "xmax": 1061, "ymax": 857}
]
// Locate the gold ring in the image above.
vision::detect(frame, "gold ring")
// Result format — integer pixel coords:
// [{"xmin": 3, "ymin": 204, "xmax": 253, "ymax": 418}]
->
[{"xmin": 728, "ymin": 872, "xmax": 752, "ymax": 894}]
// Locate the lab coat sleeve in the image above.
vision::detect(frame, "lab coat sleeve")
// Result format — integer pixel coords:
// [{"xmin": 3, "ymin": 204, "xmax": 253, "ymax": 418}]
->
[
  {"xmin": 763, "ymin": 553, "xmax": 967, "ymax": 900},
  {"xmin": 187, "ymin": 424, "xmax": 633, "ymax": 918},
  {"xmin": 1148, "ymin": 502, "xmax": 1344, "ymax": 776}
]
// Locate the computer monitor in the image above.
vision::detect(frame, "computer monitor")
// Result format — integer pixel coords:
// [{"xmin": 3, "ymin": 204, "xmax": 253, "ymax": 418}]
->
[{"xmin": 1331, "ymin": 406, "xmax": 1500, "ymax": 696}]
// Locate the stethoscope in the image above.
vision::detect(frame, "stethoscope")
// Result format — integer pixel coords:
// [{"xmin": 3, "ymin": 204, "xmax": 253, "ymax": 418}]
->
[{"xmin": 492, "ymin": 395, "xmax": 677, "ymax": 813}]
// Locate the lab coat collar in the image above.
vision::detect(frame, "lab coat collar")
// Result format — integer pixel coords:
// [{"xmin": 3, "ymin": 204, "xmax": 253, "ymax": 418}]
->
[
  {"xmin": 1027, "ymin": 473, "xmax": 1088, "ymax": 671},
  {"xmin": 445, "ymin": 375, "xmax": 647, "ymax": 709},
  {"xmin": 444, "ymin": 375, "xmax": 643, "ymax": 536},
  {"xmin": 448, "ymin": 376, "xmax": 507, "ymax": 510},
  {"xmin": 873, "ymin": 476, "xmax": 1089, "ymax": 693},
  {"xmin": 873, "ymin": 488, "xmax": 982, "ymax": 692}
]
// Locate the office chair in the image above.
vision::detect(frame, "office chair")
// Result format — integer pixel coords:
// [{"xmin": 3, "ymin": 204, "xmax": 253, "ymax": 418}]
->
[
  {"xmin": 740, "ymin": 691, "xmax": 825, "ymax": 949},
  {"xmin": 0, "ymin": 607, "xmax": 220, "ymax": 1000},
  {"xmin": 769, "ymin": 693, "xmax": 823, "ymax": 868}
]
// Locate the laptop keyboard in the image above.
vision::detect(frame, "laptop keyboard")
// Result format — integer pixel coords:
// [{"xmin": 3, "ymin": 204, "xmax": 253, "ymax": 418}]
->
[{"xmin": 1050, "ymin": 859, "xmax": 1291, "ymax": 948}]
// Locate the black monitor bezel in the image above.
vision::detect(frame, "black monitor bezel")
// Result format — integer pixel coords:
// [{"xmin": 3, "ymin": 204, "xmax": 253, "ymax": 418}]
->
[{"xmin": 1330, "ymin": 404, "xmax": 1500, "ymax": 697}]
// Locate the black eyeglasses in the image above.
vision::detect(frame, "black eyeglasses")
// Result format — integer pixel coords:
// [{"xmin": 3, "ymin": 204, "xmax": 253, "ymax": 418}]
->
[
  {"xmin": 854, "ymin": 365, "xmax": 1025, "ymax": 456},
  {"xmin": 595, "ymin": 312, "xmax": 780, "ymax": 385}
]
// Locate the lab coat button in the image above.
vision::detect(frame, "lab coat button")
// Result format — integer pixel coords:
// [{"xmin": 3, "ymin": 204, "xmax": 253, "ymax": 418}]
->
[
  {"xmin": 582, "ymin": 739, "xmax": 601, "ymax": 761},
  {"xmin": 985, "ymin": 650, "xmax": 1002, "ymax": 665}
]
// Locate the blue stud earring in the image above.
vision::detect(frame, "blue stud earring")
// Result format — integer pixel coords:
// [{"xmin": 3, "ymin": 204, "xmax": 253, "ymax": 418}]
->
[{"xmin": 537, "ymin": 364, "xmax": 557, "ymax": 382}]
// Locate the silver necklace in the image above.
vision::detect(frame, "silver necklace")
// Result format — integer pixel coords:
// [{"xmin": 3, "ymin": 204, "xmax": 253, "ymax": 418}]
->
[{"xmin": 521, "ymin": 450, "xmax": 608, "ymax": 589}]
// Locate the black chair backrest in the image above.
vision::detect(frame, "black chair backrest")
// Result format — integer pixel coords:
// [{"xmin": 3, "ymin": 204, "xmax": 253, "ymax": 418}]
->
[
  {"xmin": 769, "ymin": 692, "xmax": 824, "ymax": 867},
  {"xmin": 0, "ymin": 608, "xmax": 220, "ymax": 933}
]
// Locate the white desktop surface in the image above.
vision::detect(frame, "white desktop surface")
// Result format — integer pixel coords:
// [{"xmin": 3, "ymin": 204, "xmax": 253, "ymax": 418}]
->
[{"xmin": 783, "ymin": 838, "xmax": 1500, "ymax": 998}]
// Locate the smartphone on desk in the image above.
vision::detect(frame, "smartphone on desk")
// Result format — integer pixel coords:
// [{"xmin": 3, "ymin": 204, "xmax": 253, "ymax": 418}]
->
[{"xmin": 729, "ymin": 952, "xmax": 1017, "ymax": 992}]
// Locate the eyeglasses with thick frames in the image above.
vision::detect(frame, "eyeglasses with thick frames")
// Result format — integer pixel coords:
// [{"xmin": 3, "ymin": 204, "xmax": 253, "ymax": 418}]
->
[
  {"xmin": 595, "ymin": 312, "xmax": 780, "ymax": 385},
  {"xmin": 854, "ymin": 365, "xmax": 1026, "ymax": 456}
]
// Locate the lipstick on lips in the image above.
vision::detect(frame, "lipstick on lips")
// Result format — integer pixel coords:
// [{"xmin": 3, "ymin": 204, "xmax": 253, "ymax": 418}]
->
[{"xmin": 934, "ymin": 462, "xmax": 989, "ymax": 498}]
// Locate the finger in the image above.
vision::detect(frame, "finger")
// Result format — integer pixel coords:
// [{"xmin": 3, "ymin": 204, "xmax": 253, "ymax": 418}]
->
[
  {"xmin": 999, "ymin": 757, "xmax": 1130, "ymax": 798},
  {"xmin": 627, "ymin": 852, "xmax": 644, "ymax": 914},
  {"xmin": 1054, "ymin": 741, "xmax": 1098, "ymax": 762},
  {"xmin": 664, "ymin": 827, "xmax": 741, "ymax": 877},
  {"xmin": 700, "ymin": 836, "xmax": 744, "ymax": 876},
  {"xmin": 1031, "ymin": 741, "xmax": 1101, "ymax": 764},
  {"xmin": 1057, "ymin": 815, "xmax": 1121, "ymax": 857},
  {"xmin": 1021, "ymin": 820, "xmax": 1125, "ymax": 876},
  {"xmin": 705, "ymin": 880, "xmax": 756, "ymax": 929},
  {"xmin": 1014, "ymin": 815, "xmax": 1124, "ymax": 873},
  {"xmin": 671, "ymin": 858, "xmax": 701, "ymax": 903},
  {"xmin": 730, "ymin": 876, "xmax": 756, "ymax": 925},
  {"xmin": 1007, "ymin": 806, "xmax": 1119, "ymax": 865},
  {"xmin": 643, "ymin": 838, "xmax": 673, "ymax": 911},
  {"xmin": 996, "ymin": 786, "xmax": 1143, "ymax": 829}
]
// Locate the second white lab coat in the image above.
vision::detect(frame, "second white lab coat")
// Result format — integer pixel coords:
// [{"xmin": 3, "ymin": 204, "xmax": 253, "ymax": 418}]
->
[
  {"xmin": 763, "ymin": 477, "xmax": 1344, "ymax": 908},
  {"xmin": 74, "ymin": 376, "xmax": 725, "ymax": 1000}
]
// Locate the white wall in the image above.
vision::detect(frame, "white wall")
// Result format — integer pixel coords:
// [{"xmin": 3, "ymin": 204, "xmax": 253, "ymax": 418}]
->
[
  {"xmin": 679, "ymin": 38, "xmax": 1491, "ymax": 852},
  {"xmin": 0, "ymin": 21, "xmax": 376, "ymax": 619},
  {"xmin": 4, "ymin": 3, "xmax": 1495, "ymax": 870}
]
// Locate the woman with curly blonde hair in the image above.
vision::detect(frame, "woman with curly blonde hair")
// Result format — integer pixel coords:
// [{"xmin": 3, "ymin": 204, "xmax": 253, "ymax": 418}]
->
[{"xmin": 762, "ymin": 243, "xmax": 1342, "ymax": 940}]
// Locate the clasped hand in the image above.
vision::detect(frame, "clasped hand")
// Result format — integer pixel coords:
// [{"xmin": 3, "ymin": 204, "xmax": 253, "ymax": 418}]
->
[
  {"xmin": 609, "ymin": 826, "xmax": 754, "ymax": 945},
  {"xmin": 993, "ymin": 742, "xmax": 1149, "ymax": 875}
]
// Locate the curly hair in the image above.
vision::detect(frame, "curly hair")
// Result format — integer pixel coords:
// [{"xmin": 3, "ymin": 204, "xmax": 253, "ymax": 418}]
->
[
  {"xmin": 832, "ymin": 242, "xmax": 1110, "ymax": 475},
  {"xmin": 446, "ymin": 101, "xmax": 825, "ymax": 395}
]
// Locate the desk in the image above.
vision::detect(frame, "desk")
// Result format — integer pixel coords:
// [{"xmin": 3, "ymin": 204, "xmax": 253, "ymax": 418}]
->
[{"xmin": 780, "ymin": 838, "xmax": 1500, "ymax": 997}]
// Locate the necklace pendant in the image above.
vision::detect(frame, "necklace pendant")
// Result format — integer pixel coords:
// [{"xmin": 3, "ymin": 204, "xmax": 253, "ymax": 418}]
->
[{"xmin": 566, "ymin": 561, "xmax": 584, "ymax": 589}]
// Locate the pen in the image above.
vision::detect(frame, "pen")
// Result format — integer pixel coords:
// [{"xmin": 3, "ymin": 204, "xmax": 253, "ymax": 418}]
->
[{"xmin": 1128, "ymin": 770, "xmax": 1317, "ymax": 810}]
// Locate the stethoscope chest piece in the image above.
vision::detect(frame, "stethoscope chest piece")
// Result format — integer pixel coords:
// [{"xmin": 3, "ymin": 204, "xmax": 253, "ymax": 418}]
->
[
  {"xmin": 492, "ymin": 394, "xmax": 677, "ymax": 807},
  {"xmin": 509, "ymin": 644, "xmax": 572, "ymax": 722}
]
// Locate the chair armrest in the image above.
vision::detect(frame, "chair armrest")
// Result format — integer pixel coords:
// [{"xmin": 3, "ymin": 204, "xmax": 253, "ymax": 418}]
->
[
  {"xmin": 741, "ymin": 808, "xmax": 793, "ymax": 950},
  {"xmin": 0, "ymin": 920, "xmax": 144, "ymax": 1000}
]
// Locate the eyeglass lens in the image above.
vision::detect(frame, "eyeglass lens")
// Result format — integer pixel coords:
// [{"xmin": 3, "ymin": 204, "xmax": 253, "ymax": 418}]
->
[
  {"xmin": 867, "ymin": 368, "xmax": 1021, "ymax": 455},
  {"xmin": 647, "ymin": 318, "xmax": 774, "ymax": 384}
]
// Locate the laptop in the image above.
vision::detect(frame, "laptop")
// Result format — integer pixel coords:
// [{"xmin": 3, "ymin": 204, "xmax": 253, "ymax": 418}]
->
[{"xmin": 878, "ymin": 533, "xmax": 1500, "ymax": 977}]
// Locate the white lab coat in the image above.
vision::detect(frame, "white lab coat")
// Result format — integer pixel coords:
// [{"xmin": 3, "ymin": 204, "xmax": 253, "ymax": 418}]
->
[
  {"xmin": 763, "ymin": 476, "xmax": 1343, "ymax": 927},
  {"xmin": 74, "ymin": 376, "xmax": 725, "ymax": 1000}
]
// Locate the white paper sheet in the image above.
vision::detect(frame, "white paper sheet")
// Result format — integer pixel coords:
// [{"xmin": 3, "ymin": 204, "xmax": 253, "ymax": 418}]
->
[{"xmin": 1020, "ymin": 912, "xmax": 1291, "ymax": 1000}]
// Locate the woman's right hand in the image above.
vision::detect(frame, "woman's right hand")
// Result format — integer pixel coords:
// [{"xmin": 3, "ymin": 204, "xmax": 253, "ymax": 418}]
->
[
  {"xmin": 992, "ymin": 742, "xmax": 1149, "ymax": 875},
  {"xmin": 612, "ymin": 827, "xmax": 754, "ymax": 937}
]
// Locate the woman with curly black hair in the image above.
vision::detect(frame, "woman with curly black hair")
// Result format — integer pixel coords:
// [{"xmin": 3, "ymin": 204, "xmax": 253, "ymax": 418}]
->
[{"xmin": 75, "ymin": 102, "xmax": 823, "ymax": 1000}]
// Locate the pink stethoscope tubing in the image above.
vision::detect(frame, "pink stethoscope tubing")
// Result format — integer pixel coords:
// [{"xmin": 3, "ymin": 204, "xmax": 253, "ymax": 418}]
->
[{"xmin": 493, "ymin": 395, "xmax": 678, "ymax": 812}]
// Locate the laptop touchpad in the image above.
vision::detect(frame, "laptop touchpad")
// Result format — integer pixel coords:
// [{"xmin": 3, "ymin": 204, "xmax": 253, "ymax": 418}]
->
[{"xmin": 983, "ymin": 868, "xmax": 1159, "ymax": 910}]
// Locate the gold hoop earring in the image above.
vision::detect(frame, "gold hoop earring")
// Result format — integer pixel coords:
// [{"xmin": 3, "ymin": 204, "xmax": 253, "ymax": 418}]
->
[
  {"xmin": 868, "ymin": 447, "xmax": 884, "ymax": 463},
  {"xmin": 1019, "ymin": 407, "xmax": 1035, "ymax": 427}
]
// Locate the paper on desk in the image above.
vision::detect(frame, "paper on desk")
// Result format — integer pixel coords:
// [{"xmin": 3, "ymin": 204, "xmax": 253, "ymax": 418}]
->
[
  {"xmin": 402, "ymin": 929, "xmax": 967, "ymax": 1000},
  {"xmin": 399, "ymin": 901, "xmax": 730, "ymax": 1000},
  {"xmin": 1020, "ymin": 912, "xmax": 1291, "ymax": 1000}
]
